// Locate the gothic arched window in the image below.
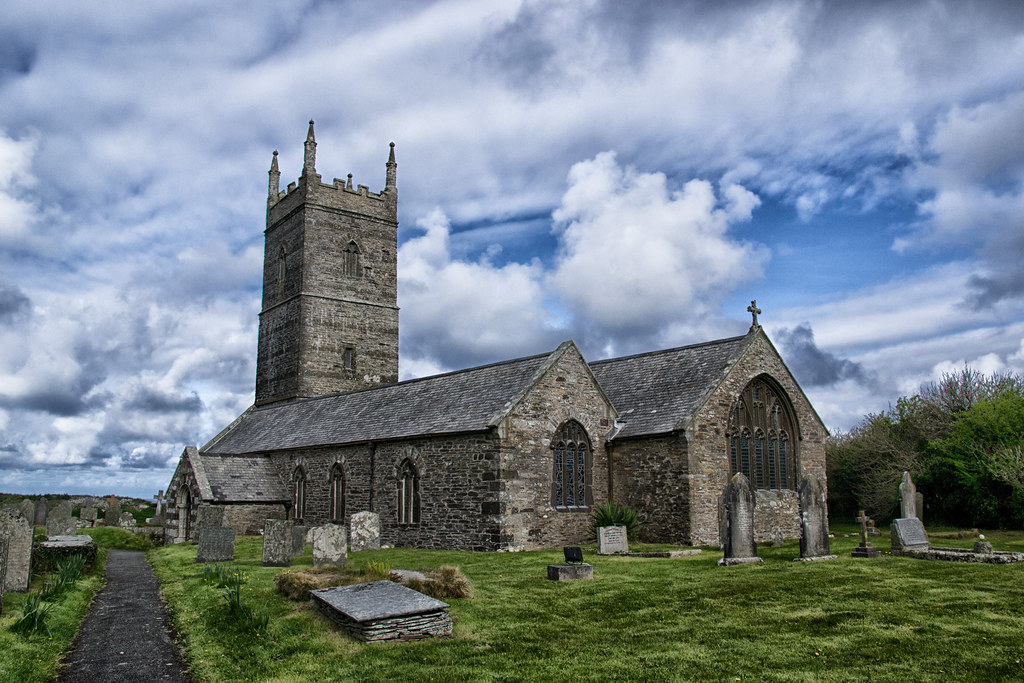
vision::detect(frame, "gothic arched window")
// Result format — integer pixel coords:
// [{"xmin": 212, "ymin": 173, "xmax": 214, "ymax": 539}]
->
[
  {"xmin": 726, "ymin": 377, "xmax": 797, "ymax": 490},
  {"xmin": 398, "ymin": 459, "xmax": 419, "ymax": 525},
  {"xmin": 329, "ymin": 463, "xmax": 346, "ymax": 522},
  {"xmin": 551, "ymin": 420, "xmax": 591, "ymax": 508},
  {"xmin": 342, "ymin": 240, "xmax": 362, "ymax": 278},
  {"xmin": 292, "ymin": 466, "xmax": 306, "ymax": 522},
  {"xmin": 277, "ymin": 244, "xmax": 287, "ymax": 297}
]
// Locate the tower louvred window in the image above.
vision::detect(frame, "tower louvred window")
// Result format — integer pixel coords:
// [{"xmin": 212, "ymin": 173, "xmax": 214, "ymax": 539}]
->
[{"xmin": 726, "ymin": 378, "xmax": 797, "ymax": 490}]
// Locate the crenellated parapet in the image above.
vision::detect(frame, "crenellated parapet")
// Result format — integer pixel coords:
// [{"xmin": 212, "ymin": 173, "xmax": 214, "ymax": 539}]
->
[{"xmin": 268, "ymin": 121, "xmax": 396, "ymax": 224}]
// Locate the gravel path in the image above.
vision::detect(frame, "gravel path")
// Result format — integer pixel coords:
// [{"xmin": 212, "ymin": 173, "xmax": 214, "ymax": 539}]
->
[{"xmin": 57, "ymin": 549, "xmax": 190, "ymax": 682}]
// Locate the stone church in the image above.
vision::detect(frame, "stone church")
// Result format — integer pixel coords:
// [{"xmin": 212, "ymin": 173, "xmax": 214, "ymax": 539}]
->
[{"xmin": 165, "ymin": 122, "xmax": 828, "ymax": 551}]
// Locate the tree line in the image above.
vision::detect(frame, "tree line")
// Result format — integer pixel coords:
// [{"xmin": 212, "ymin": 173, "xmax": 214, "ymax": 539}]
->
[{"xmin": 826, "ymin": 367, "xmax": 1024, "ymax": 528}]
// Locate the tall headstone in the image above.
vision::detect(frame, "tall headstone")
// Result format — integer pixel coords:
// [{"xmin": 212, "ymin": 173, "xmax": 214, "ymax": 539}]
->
[
  {"xmin": 105, "ymin": 498, "xmax": 122, "ymax": 527},
  {"xmin": 193, "ymin": 505, "xmax": 224, "ymax": 542},
  {"xmin": 851, "ymin": 510, "xmax": 882, "ymax": 558},
  {"xmin": 717, "ymin": 473, "xmax": 763, "ymax": 566},
  {"xmin": 0, "ymin": 508, "xmax": 33, "ymax": 592},
  {"xmin": 19, "ymin": 499, "xmax": 35, "ymax": 523},
  {"xmin": 796, "ymin": 475, "xmax": 836, "ymax": 561},
  {"xmin": 350, "ymin": 512, "xmax": 381, "ymax": 553},
  {"xmin": 34, "ymin": 497, "xmax": 48, "ymax": 526},
  {"xmin": 196, "ymin": 527, "xmax": 236, "ymax": 563},
  {"xmin": 596, "ymin": 526, "xmax": 629, "ymax": 555},
  {"xmin": 47, "ymin": 501, "xmax": 76, "ymax": 537},
  {"xmin": 80, "ymin": 507, "xmax": 98, "ymax": 525},
  {"xmin": 899, "ymin": 471, "xmax": 917, "ymax": 519},
  {"xmin": 312, "ymin": 524, "xmax": 348, "ymax": 567},
  {"xmin": 155, "ymin": 490, "xmax": 165, "ymax": 517},
  {"xmin": 262, "ymin": 519, "xmax": 292, "ymax": 567},
  {"xmin": 291, "ymin": 524, "xmax": 308, "ymax": 557},
  {"xmin": 915, "ymin": 492, "xmax": 924, "ymax": 523}
]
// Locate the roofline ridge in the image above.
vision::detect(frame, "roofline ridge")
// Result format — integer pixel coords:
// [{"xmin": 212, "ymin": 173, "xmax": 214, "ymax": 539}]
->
[{"xmin": 589, "ymin": 334, "xmax": 748, "ymax": 366}]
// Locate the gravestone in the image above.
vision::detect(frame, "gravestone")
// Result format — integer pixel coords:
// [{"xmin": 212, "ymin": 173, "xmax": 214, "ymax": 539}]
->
[
  {"xmin": 47, "ymin": 501, "xmax": 76, "ymax": 537},
  {"xmin": 193, "ymin": 505, "xmax": 224, "ymax": 542},
  {"xmin": 155, "ymin": 490, "xmax": 165, "ymax": 517},
  {"xmin": 547, "ymin": 563, "xmax": 594, "ymax": 580},
  {"xmin": 310, "ymin": 580, "xmax": 453, "ymax": 641},
  {"xmin": 291, "ymin": 524, "xmax": 308, "ymax": 557},
  {"xmin": 262, "ymin": 519, "xmax": 292, "ymax": 567},
  {"xmin": 80, "ymin": 507, "xmax": 97, "ymax": 525},
  {"xmin": 119, "ymin": 511, "xmax": 137, "ymax": 527},
  {"xmin": 796, "ymin": 474, "xmax": 836, "ymax": 561},
  {"xmin": 851, "ymin": 510, "xmax": 882, "ymax": 558},
  {"xmin": 718, "ymin": 472, "xmax": 763, "ymax": 566},
  {"xmin": 105, "ymin": 499, "xmax": 122, "ymax": 527},
  {"xmin": 596, "ymin": 526, "xmax": 629, "ymax": 555},
  {"xmin": 19, "ymin": 499, "xmax": 35, "ymax": 523},
  {"xmin": 0, "ymin": 537, "xmax": 6, "ymax": 616},
  {"xmin": 350, "ymin": 511, "xmax": 381, "ymax": 552},
  {"xmin": 196, "ymin": 527, "xmax": 236, "ymax": 563},
  {"xmin": 915, "ymin": 492, "xmax": 924, "ymax": 523},
  {"xmin": 34, "ymin": 497, "xmax": 48, "ymax": 526},
  {"xmin": 0, "ymin": 508, "xmax": 32, "ymax": 592},
  {"xmin": 890, "ymin": 517, "xmax": 929, "ymax": 553},
  {"xmin": 866, "ymin": 517, "xmax": 880, "ymax": 537},
  {"xmin": 899, "ymin": 471, "xmax": 917, "ymax": 519},
  {"xmin": 312, "ymin": 524, "xmax": 348, "ymax": 567},
  {"xmin": 973, "ymin": 540, "xmax": 993, "ymax": 554}
]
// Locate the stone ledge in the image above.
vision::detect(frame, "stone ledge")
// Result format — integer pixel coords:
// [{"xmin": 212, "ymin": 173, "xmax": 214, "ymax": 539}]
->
[
  {"xmin": 547, "ymin": 564, "xmax": 594, "ymax": 581},
  {"xmin": 893, "ymin": 547, "xmax": 1024, "ymax": 564},
  {"xmin": 717, "ymin": 556, "xmax": 763, "ymax": 566},
  {"xmin": 625, "ymin": 549, "xmax": 703, "ymax": 558},
  {"xmin": 793, "ymin": 554, "xmax": 838, "ymax": 562}
]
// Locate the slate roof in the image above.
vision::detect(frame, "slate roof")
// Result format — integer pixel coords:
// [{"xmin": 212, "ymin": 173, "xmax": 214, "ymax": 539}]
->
[
  {"xmin": 200, "ymin": 453, "xmax": 290, "ymax": 503},
  {"xmin": 590, "ymin": 335, "xmax": 748, "ymax": 440},
  {"xmin": 204, "ymin": 346, "xmax": 567, "ymax": 454}
]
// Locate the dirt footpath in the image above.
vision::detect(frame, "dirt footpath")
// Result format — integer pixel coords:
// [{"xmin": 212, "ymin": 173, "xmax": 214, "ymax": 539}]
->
[{"xmin": 57, "ymin": 549, "xmax": 190, "ymax": 682}]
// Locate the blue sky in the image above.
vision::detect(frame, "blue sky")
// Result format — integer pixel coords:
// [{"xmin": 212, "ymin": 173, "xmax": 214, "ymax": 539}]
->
[{"xmin": 1, "ymin": 0, "xmax": 1023, "ymax": 499}]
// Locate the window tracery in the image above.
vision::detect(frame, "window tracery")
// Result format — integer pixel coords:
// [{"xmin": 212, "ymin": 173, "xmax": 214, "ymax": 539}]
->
[
  {"xmin": 552, "ymin": 420, "xmax": 591, "ymax": 508},
  {"xmin": 398, "ymin": 459, "xmax": 419, "ymax": 524},
  {"xmin": 329, "ymin": 463, "xmax": 345, "ymax": 522},
  {"xmin": 727, "ymin": 377, "xmax": 797, "ymax": 490}
]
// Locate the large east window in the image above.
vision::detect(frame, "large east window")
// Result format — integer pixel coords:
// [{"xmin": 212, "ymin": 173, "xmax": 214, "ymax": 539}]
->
[
  {"xmin": 552, "ymin": 420, "xmax": 591, "ymax": 508},
  {"xmin": 727, "ymin": 377, "xmax": 797, "ymax": 490}
]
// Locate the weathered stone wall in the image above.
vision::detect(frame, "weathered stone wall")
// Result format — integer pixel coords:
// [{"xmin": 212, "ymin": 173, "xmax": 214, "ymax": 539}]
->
[
  {"xmin": 221, "ymin": 504, "xmax": 286, "ymax": 535},
  {"xmin": 684, "ymin": 329, "xmax": 828, "ymax": 546},
  {"xmin": 498, "ymin": 344, "xmax": 616, "ymax": 550},
  {"xmin": 256, "ymin": 153, "xmax": 399, "ymax": 406},
  {"xmin": 609, "ymin": 433, "xmax": 691, "ymax": 544},
  {"xmin": 269, "ymin": 444, "xmax": 371, "ymax": 527}
]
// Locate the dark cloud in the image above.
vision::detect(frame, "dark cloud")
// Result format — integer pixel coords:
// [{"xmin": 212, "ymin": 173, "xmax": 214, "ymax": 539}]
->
[
  {"xmin": 775, "ymin": 323, "xmax": 869, "ymax": 387},
  {"xmin": 0, "ymin": 281, "xmax": 30, "ymax": 322},
  {"xmin": 0, "ymin": 31, "xmax": 36, "ymax": 81},
  {"xmin": 125, "ymin": 386, "xmax": 203, "ymax": 414}
]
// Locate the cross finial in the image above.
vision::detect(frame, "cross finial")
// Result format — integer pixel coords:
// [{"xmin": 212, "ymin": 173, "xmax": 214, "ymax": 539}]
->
[{"xmin": 747, "ymin": 300, "xmax": 762, "ymax": 329}]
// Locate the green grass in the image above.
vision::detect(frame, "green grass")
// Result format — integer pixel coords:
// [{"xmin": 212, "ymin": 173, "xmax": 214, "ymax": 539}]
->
[
  {"xmin": 0, "ymin": 547, "xmax": 106, "ymax": 683},
  {"xmin": 150, "ymin": 532, "xmax": 1024, "ymax": 682}
]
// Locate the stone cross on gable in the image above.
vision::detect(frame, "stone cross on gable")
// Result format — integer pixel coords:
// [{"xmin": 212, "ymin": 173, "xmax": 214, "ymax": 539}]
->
[{"xmin": 747, "ymin": 300, "xmax": 762, "ymax": 328}]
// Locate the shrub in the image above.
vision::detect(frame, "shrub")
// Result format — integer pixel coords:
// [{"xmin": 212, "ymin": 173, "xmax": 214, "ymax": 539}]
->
[
  {"xmin": 404, "ymin": 565, "xmax": 475, "ymax": 600},
  {"xmin": 274, "ymin": 567, "xmax": 353, "ymax": 601},
  {"xmin": 590, "ymin": 501, "xmax": 642, "ymax": 541}
]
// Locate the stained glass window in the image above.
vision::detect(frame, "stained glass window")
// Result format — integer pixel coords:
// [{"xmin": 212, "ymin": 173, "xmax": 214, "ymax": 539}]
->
[
  {"xmin": 552, "ymin": 421, "xmax": 591, "ymax": 508},
  {"xmin": 726, "ymin": 378, "xmax": 797, "ymax": 490}
]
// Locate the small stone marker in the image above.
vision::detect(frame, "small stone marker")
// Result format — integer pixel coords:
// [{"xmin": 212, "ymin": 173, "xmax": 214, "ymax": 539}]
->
[
  {"xmin": 311, "ymin": 580, "xmax": 452, "ymax": 641},
  {"xmin": 19, "ymin": 499, "xmax": 35, "ymax": 523},
  {"xmin": 106, "ymin": 498, "xmax": 122, "ymax": 527},
  {"xmin": 0, "ymin": 508, "xmax": 33, "ymax": 592},
  {"xmin": 350, "ymin": 511, "xmax": 381, "ymax": 552},
  {"xmin": 47, "ymin": 501, "xmax": 76, "ymax": 537},
  {"xmin": 718, "ymin": 472, "xmax": 763, "ymax": 566},
  {"xmin": 196, "ymin": 527, "xmax": 236, "ymax": 563},
  {"xmin": 262, "ymin": 519, "xmax": 292, "ymax": 567},
  {"xmin": 312, "ymin": 524, "xmax": 348, "ymax": 567},
  {"xmin": 291, "ymin": 524, "xmax": 308, "ymax": 557},
  {"xmin": 80, "ymin": 507, "xmax": 97, "ymax": 525},
  {"xmin": 973, "ymin": 540, "xmax": 993, "ymax": 554},
  {"xmin": 851, "ymin": 510, "xmax": 881, "ymax": 558},
  {"xmin": 890, "ymin": 517, "xmax": 929, "ymax": 554},
  {"xmin": 119, "ymin": 511, "xmax": 137, "ymax": 527},
  {"xmin": 796, "ymin": 475, "xmax": 836, "ymax": 562},
  {"xmin": 596, "ymin": 525, "xmax": 629, "ymax": 555},
  {"xmin": 547, "ymin": 563, "xmax": 594, "ymax": 581},
  {"xmin": 899, "ymin": 471, "xmax": 917, "ymax": 519},
  {"xmin": 193, "ymin": 505, "xmax": 224, "ymax": 542},
  {"xmin": 34, "ymin": 497, "xmax": 48, "ymax": 526}
]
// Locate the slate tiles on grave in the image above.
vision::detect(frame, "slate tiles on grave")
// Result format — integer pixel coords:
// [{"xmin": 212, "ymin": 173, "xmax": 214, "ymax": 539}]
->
[{"xmin": 310, "ymin": 580, "xmax": 452, "ymax": 641}]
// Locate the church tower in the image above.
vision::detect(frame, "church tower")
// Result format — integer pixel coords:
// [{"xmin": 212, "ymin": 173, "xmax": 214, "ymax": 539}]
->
[{"xmin": 255, "ymin": 121, "xmax": 399, "ymax": 406}]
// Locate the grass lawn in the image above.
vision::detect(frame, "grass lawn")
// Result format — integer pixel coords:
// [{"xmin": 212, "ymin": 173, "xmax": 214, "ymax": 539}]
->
[{"xmin": 150, "ymin": 529, "xmax": 1024, "ymax": 682}]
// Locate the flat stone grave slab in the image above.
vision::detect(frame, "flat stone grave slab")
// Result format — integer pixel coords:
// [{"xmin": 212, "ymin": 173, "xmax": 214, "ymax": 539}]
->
[
  {"xmin": 547, "ymin": 563, "xmax": 594, "ymax": 581},
  {"xmin": 310, "ymin": 580, "xmax": 452, "ymax": 641},
  {"xmin": 596, "ymin": 526, "xmax": 628, "ymax": 555},
  {"xmin": 35, "ymin": 535, "xmax": 98, "ymax": 570},
  {"xmin": 624, "ymin": 549, "xmax": 702, "ymax": 558},
  {"xmin": 196, "ymin": 527, "xmax": 236, "ymax": 563},
  {"xmin": 891, "ymin": 517, "xmax": 929, "ymax": 553}
]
